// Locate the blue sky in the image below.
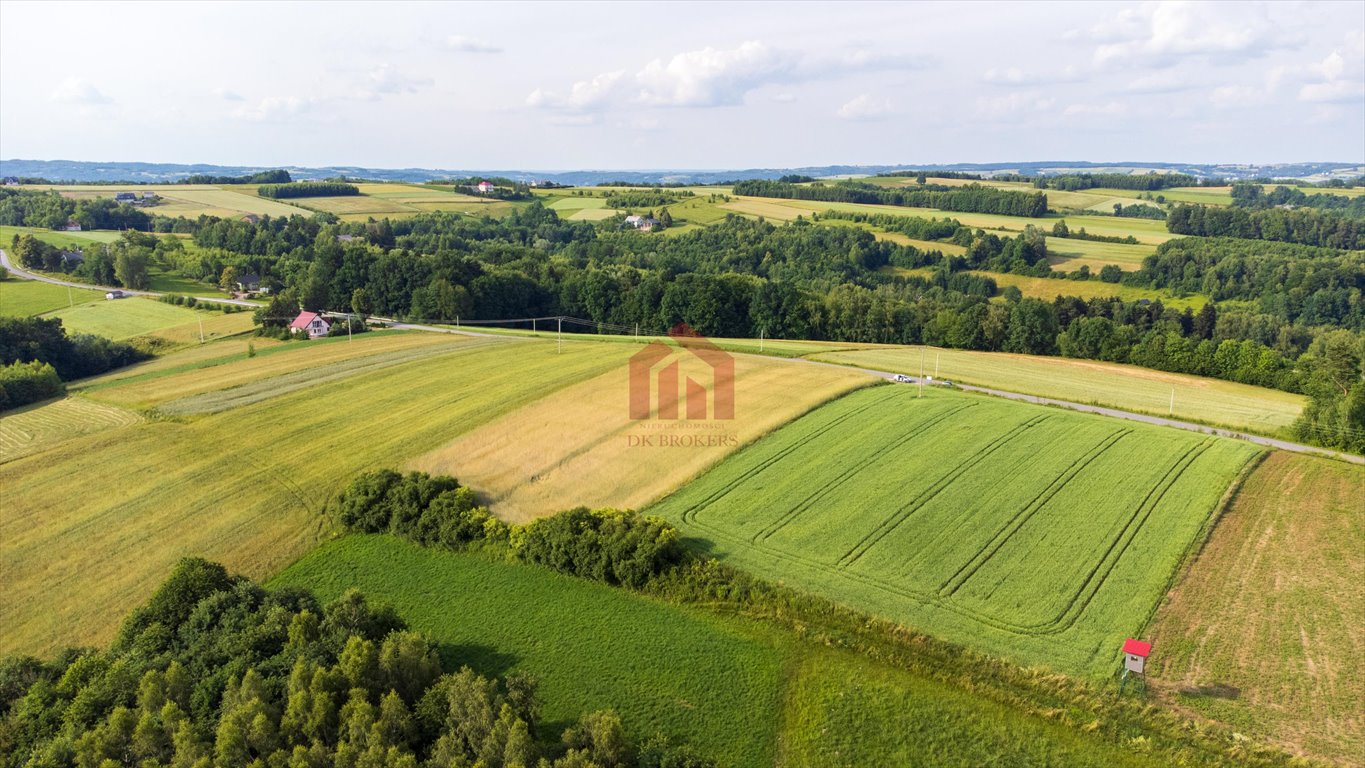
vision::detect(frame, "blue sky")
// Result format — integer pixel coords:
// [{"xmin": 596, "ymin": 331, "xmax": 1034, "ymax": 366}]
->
[{"xmin": 2, "ymin": 0, "xmax": 1362, "ymax": 169}]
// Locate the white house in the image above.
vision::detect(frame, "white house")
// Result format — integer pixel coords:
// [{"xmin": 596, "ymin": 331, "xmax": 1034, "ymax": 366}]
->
[
  {"xmin": 63, "ymin": 220, "xmax": 82, "ymax": 232},
  {"xmin": 289, "ymin": 311, "xmax": 332, "ymax": 339},
  {"xmin": 477, "ymin": 180, "xmax": 495, "ymax": 194}
]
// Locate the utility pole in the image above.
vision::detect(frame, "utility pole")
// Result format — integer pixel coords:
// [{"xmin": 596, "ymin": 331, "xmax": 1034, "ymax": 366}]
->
[
  {"xmin": 198, "ymin": 317, "xmax": 205, "ymax": 344},
  {"xmin": 67, "ymin": 285, "xmax": 74, "ymax": 308},
  {"xmin": 1169, "ymin": 387, "xmax": 1175, "ymax": 417},
  {"xmin": 935, "ymin": 350, "xmax": 940, "ymax": 378},
  {"xmin": 557, "ymin": 316, "xmax": 562, "ymax": 354},
  {"xmin": 919, "ymin": 347, "xmax": 925, "ymax": 398},
  {"xmin": 348, "ymin": 315, "xmax": 353, "ymax": 342},
  {"xmin": 759, "ymin": 329, "xmax": 764, "ymax": 353}
]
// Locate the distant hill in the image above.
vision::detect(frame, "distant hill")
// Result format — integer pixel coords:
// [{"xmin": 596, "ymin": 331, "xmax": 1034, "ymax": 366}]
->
[{"xmin": 2, "ymin": 158, "xmax": 1361, "ymax": 185}]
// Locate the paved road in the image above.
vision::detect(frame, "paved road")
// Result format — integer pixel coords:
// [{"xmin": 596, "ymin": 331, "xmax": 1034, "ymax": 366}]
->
[{"xmin": 0, "ymin": 249, "xmax": 258, "ymax": 307}]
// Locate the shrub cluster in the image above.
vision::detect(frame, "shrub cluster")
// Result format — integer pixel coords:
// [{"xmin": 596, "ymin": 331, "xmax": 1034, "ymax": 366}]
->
[
  {"xmin": 0, "ymin": 360, "xmax": 64, "ymax": 410},
  {"xmin": 159, "ymin": 294, "xmax": 247, "ymax": 313},
  {"xmin": 0, "ymin": 316, "xmax": 148, "ymax": 383},
  {"xmin": 334, "ymin": 471, "xmax": 685, "ymax": 588},
  {"xmin": 257, "ymin": 182, "xmax": 360, "ymax": 199}
]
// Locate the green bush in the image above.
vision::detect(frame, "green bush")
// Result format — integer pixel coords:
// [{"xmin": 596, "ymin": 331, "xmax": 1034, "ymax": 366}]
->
[{"xmin": 0, "ymin": 360, "xmax": 64, "ymax": 411}]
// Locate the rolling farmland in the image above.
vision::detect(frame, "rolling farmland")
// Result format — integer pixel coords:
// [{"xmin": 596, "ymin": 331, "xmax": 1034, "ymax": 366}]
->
[
  {"xmin": 0, "ymin": 397, "xmax": 141, "ymax": 463},
  {"xmin": 1148, "ymin": 453, "xmax": 1365, "ymax": 764},
  {"xmin": 812, "ymin": 346, "xmax": 1305, "ymax": 435},
  {"xmin": 409, "ymin": 349, "xmax": 871, "ymax": 522},
  {"xmin": 651, "ymin": 386, "xmax": 1262, "ymax": 675},
  {"xmin": 22, "ymin": 184, "xmax": 310, "ymax": 218},
  {"xmin": 274, "ymin": 535, "xmax": 1177, "ymax": 768}
]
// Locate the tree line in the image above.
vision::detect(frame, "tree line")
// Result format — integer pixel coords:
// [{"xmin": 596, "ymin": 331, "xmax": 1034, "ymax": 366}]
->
[
  {"xmin": 731, "ymin": 180, "xmax": 1049, "ymax": 217},
  {"xmin": 182, "ymin": 169, "xmax": 292, "ymax": 185},
  {"xmin": 1166, "ymin": 203, "xmax": 1362, "ymax": 249},
  {"xmin": 1230, "ymin": 183, "xmax": 1365, "ymax": 219},
  {"xmin": 0, "ymin": 316, "xmax": 148, "ymax": 410},
  {"xmin": 603, "ymin": 190, "xmax": 693, "ymax": 209},
  {"xmin": 258, "ymin": 182, "xmax": 361, "ymax": 199}
]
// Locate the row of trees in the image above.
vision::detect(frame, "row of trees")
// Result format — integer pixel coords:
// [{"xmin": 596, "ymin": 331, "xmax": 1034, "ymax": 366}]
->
[
  {"xmin": 1230, "ymin": 183, "xmax": 1365, "ymax": 219},
  {"xmin": 603, "ymin": 190, "xmax": 693, "ymax": 209},
  {"xmin": 1112, "ymin": 202, "xmax": 1166, "ymax": 219},
  {"xmin": 258, "ymin": 182, "xmax": 360, "ymax": 199},
  {"xmin": 1028, "ymin": 172, "xmax": 1200, "ymax": 191},
  {"xmin": 0, "ymin": 316, "xmax": 148, "ymax": 383},
  {"xmin": 0, "ymin": 360, "xmax": 64, "ymax": 410},
  {"xmin": 731, "ymin": 180, "xmax": 1049, "ymax": 217},
  {"xmin": 0, "ymin": 557, "xmax": 712, "ymax": 767},
  {"xmin": 0, "ymin": 189, "xmax": 153, "ymax": 231},
  {"xmin": 182, "ymin": 169, "xmax": 292, "ymax": 185},
  {"xmin": 1166, "ymin": 203, "xmax": 1362, "ymax": 249}
]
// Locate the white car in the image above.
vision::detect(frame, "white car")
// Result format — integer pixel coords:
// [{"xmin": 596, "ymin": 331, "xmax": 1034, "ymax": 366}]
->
[{"xmin": 892, "ymin": 374, "xmax": 913, "ymax": 383}]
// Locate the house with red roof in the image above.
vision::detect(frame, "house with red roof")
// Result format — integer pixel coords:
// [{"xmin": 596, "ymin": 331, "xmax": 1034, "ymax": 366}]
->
[{"xmin": 289, "ymin": 311, "xmax": 331, "ymax": 339}]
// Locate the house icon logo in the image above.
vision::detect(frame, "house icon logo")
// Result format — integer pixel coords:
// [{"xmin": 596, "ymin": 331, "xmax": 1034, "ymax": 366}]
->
[{"xmin": 629, "ymin": 323, "xmax": 734, "ymax": 420}]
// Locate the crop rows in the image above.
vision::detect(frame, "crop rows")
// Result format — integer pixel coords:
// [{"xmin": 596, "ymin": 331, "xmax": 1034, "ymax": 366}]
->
[
  {"xmin": 651, "ymin": 385, "xmax": 1262, "ymax": 675},
  {"xmin": 0, "ymin": 397, "xmax": 141, "ymax": 464}
]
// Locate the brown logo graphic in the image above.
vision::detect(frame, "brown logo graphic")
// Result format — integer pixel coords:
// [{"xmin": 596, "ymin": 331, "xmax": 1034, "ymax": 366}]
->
[{"xmin": 629, "ymin": 323, "xmax": 734, "ymax": 420}]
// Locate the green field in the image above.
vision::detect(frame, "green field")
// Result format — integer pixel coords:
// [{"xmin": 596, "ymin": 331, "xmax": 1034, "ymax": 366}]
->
[
  {"xmin": 1149, "ymin": 453, "xmax": 1365, "ymax": 764},
  {"xmin": 273, "ymin": 535, "xmax": 1175, "ymax": 768},
  {"xmin": 272, "ymin": 535, "xmax": 784, "ymax": 766},
  {"xmin": 0, "ymin": 224, "xmax": 123, "ymax": 248},
  {"xmin": 882, "ymin": 267, "xmax": 1204, "ymax": 309},
  {"xmin": 1046, "ymin": 236, "xmax": 1157, "ymax": 271},
  {"xmin": 0, "ymin": 397, "xmax": 141, "ymax": 464},
  {"xmin": 0, "ymin": 279, "xmax": 102, "ymax": 316},
  {"xmin": 0, "ymin": 336, "xmax": 632, "ymax": 655},
  {"xmin": 651, "ymin": 386, "xmax": 1262, "ymax": 675},
  {"xmin": 43, "ymin": 296, "xmax": 216, "ymax": 340},
  {"xmin": 20, "ymin": 185, "xmax": 310, "ymax": 218},
  {"xmin": 813, "ymin": 346, "xmax": 1305, "ymax": 435}
]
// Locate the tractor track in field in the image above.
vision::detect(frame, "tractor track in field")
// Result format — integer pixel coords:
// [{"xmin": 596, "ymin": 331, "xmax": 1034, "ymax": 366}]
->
[
  {"xmin": 835, "ymin": 414, "xmax": 1052, "ymax": 569},
  {"xmin": 752, "ymin": 402, "xmax": 975, "ymax": 544},
  {"xmin": 678, "ymin": 387, "xmax": 901, "ymax": 526},
  {"xmin": 936, "ymin": 427, "xmax": 1133, "ymax": 597}
]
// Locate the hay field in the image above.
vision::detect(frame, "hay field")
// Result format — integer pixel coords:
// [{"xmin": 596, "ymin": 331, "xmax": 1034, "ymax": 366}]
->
[
  {"xmin": 24, "ymin": 185, "xmax": 309, "ymax": 218},
  {"xmin": 651, "ymin": 386, "xmax": 1262, "ymax": 675},
  {"xmin": 1149, "ymin": 453, "xmax": 1365, "ymax": 764},
  {"xmin": 0, "ymin": 224, "xmax": 123, "ymax": 247},
  {"xmin": 0, "ymin": 279, "xmax": 102, "ymax": 316},
  {"xmin": 1047, "ymin": 237, "xmax": 1157, "ymax": 271},
  {"xmin": 0, "ymin": 397, "xmax": 141, "ymax": 464},
  {"xmin": 0, "ymin": 337, "xmax": 630, "ymax": 655},
  {"xmin": 85, "ymin": 331, "xmax": 455, "ymax": 408},
  {"xmin": 409, "ymin": 349, "xmax": 873, "ymax": 522},
  {"xmin": 43, "ymin": 297, "xmax": 215, "ymax": 340},
  {"xmin": 143, "ymin": 310, "xmax": 256, "ymax": 345},
  {"xmin": 812, "ymin": 346, "xmax": 1305, "ymax": 435}
]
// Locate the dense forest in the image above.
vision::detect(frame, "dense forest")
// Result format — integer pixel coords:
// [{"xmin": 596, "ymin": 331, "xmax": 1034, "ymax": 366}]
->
[
  {"xmin": 1166, "ymin": 203, "xmax": 1362, "ymax": 249},
  {"xmin": 0, "ymin": 556, "xmax": 713, "ymax": 768},
  {"xmin": 182, "ymin": 170, "xmax": 292, "ymax": 185},
  {"xmin": 731, "ymin": 180, "xmax": 1049, "ymax": 217}
]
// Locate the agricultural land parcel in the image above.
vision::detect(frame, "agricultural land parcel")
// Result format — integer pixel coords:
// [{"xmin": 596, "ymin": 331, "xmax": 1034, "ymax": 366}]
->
[
  {"xmin": 651, "ymin": 385, "xmax": 1262, "ymax": 676},
  {"xmin": 43, "ymin": 296, "xmax": 236, "ymax": 341},
  {"xmin": 812, "ymin": 346, "xmax": 1305, "ymax": 435},
  {"xmin": 1149, "ymin": 452, "xmax": 1365, "ymax": 765},
  {"xmin": 0, "ymin": 278, "xmax": 102, "ymax": 316},
  {"xmin": 0, "ymin": 333, "xmax": 867, "ymax": 655},
  {"xmin": 274, "ymin": 534, "xmax": 1176, "ymax": 768},
  {"xmin": 22, "ymin": 184, "xmax": 310, "ymax": 218}
]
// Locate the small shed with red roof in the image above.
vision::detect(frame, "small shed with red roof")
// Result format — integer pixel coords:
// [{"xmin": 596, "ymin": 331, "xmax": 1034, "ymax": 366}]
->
[
  {"xmin": 290, "ymin": 311, "xmax": 331, "ymax": 339},
  {"xmin": 1122, "ymin": 638, "xmax": 1151, "ymax": 674}
]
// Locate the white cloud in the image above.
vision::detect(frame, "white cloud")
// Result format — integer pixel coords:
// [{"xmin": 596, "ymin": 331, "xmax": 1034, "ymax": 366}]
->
[
  {"xmin": 50, "ymin": 77, "xmax": 111, "ymax": 105},
  {"xmin": 1063, "ymin": 101, "xmax": 1127, "ymax": 117},
  {"xmin": 982, "ymin": 66, "xmax": 1080, "ymax": 86},
  {"xmin": 527, "ymin": 39, "xmax": 929, "ymax": 112},
  {"xmin": 1086, "ymin": 2, "xmax": 1298, "ymax": 69},
  {"xmin": 975, "ymin": 92, "xmax": 1055, "ymax": 120},
  {"xmin": 526, "ymin": 70, "xmax": 626, "ymax": 110},
  {"xmin": 445, "ymin": 35, "xmax": 501, "ymax": 54},
  {"xmin": 232, "ymin": 96, "xmax": 313, "ymax": 122},
  {"xmin": 836, "ymin": 94, "xmax": 893, "ymax": 121},
  {"xmin": 356, "ymin": 64, "xmax": 433, "ymax": 100},
  {"xmin": 214, "ymin": 88, "xmax": 245, "ymax": 102},
  {"xmin": 770, "ymin": 92, "xmax": 796, "ymax": 103},
  {"xmin": 1125, "ymin": 70, "xmax": 1194, "ymax": 94},
  {"xmin": 1297, "ymin": 47, "xmax": 1365, "ymax": 104},
  {"xmin": 634, "ymin": 41, "xmax": 798, "ymax": 107}
]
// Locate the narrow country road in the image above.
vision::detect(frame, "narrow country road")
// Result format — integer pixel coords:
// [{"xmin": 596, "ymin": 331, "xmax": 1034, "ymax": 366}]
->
[{"xmin": 0, "ymin": 249, "xmax": 258, "ymax": 307}]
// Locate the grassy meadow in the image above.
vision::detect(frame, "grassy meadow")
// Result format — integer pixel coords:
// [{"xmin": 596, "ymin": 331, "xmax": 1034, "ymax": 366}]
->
[
  {"xmin": 651, "ymin": 385, "xmax": 1263, "ymax": 676},
  {"xmin": 1149, "ymin": 453, "xmax": 1365, "ymax": 764},
  {"xmin": 882, "ymin": 267, "xmax": 1203, "ymax": 309},
  {"xmin": 0, "ymin": 279, "xmax": 102, "ymax": 316},
  {"xmin": 0, "ymin": 397, "xmax": 141, "ymax": 464},
  {"xmin": 812, "ymin": 346, "xmax": 1305, "ymax": 435},
  {"xmin": 43, "ymin": 297, "xmax": 219, "ymax": 340},
  {"xmin": 20, "ymin": 184, "xmax": 310, "ymax": 218},
  {"xmin": 273, "ymin": 535, "xmax": 1177, "ymax": 768}
]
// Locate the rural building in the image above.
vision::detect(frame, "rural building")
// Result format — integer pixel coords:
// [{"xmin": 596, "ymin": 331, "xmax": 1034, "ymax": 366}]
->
[
  {"xmin": 625, "ymin": 215, "xmax": 658, "ymax": 232},
  {"xmin": 114, "ymin": 192, "xmax": 137, "ymax": 203},
  {"xmin": 1122, "ymin": 638, "xmax": 1151, "ymax": 674},
  {"xmin": 236, "ymin": 272, "xmax": 262, "ymax": 292},
  {"xmin": 336, "ymin": 234, "xmax": 356, "ymax": 243},
  {"xmin": 1, "ymin": 177, "xmax": 18, "ymax": 186},
  {"xmin": 63, "ymin": 220, "xmax": 82, "ymax": 231},
  {"xmin": 289, "ymin": 311, "xmax": 331, "ymax": 339},
  {"xmin": 59, "ymin": 250, "xmax": 84, "ymax": 267},
  {"xmin": 105, "ymin": 289, "xmax": 127, "ymax": 300},
  {"xmin": 477, "ymin": 180, "xmax": 495, "ymax": 194},
  {"xmin": 241, "ymin": 214, "xmax": 261, "ymax": 224}
]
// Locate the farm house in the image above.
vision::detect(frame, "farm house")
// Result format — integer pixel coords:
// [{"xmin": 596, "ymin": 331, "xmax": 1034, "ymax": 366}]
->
[{"xmin": 289, "ymin": 310, "xmax": 331, "ymax": 339}]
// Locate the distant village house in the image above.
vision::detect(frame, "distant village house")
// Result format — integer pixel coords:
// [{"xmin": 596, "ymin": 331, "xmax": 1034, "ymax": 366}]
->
[
  {"xmin": 60, "ymin": 250, "xmax": 84, "ymax": 267},
  {"xmin": 624, "ymin": 215, "xmax": 658, "ymax": 232},
  {"xmin": 476, "ymin": 180, "xmax": 495, "ymax": 194},
  {"xmin": 236, "ymin": 272, "xmax": 262, "ymax": 293},
  {"xmin": 105, "ymin": 289, "xmax": 127, "ymax": 300},
  {"xmin": 289, "ymin": 311, "xmax": 331, "ymax": 339},
  {"xmin": 63, "ymin": 220, "xmax": 82, "ymax": 231}
]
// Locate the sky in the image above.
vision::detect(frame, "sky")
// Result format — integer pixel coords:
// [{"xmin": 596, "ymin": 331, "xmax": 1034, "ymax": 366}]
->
[{"xmin": 1, "ymin": 0, "xmax": 1362, "ymax": 170}]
